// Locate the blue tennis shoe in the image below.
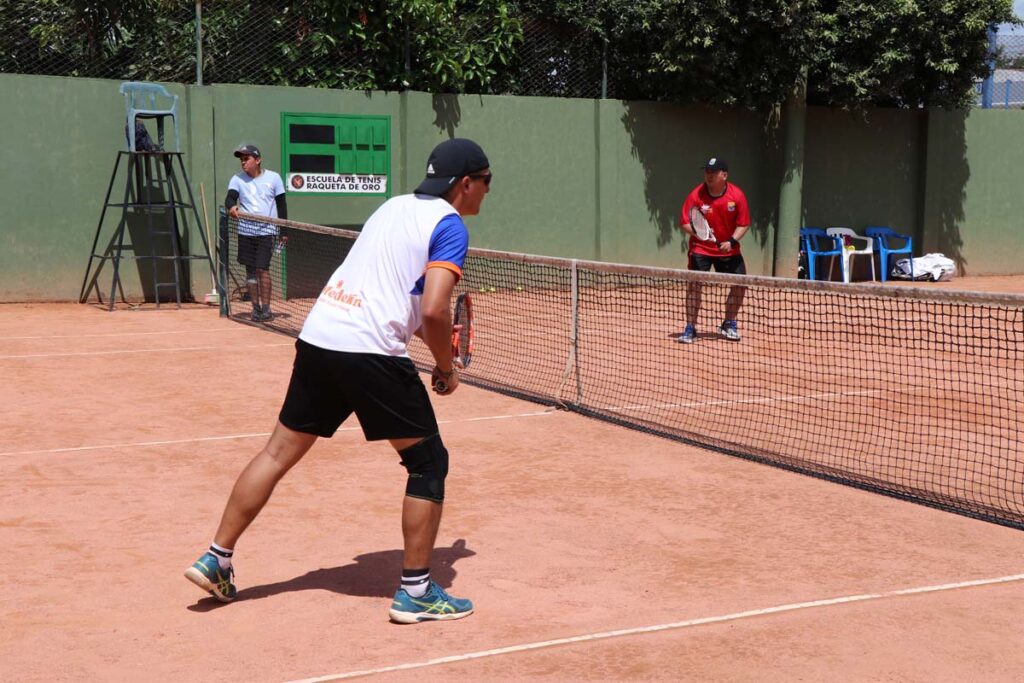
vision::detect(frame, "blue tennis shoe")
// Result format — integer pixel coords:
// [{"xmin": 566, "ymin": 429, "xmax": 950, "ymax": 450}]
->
[
  {"xmin": 719, "ymin": 320, "xmax": 740, "ymax": 341},
  {"xmin": 184, "ymin": 551, "xmax": 237, "ymax": 603},
  {"xmin": 389, "ymin": 581, "xmax": 473, "ymax": 623}
]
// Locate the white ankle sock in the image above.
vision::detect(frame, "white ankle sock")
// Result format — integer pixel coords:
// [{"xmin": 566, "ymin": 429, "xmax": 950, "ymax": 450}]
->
[
  {"xmin": 209, "ymin": 542, "xmax": 233, "ymax": 570},
  {"xmin": 401, "ymin": 569, "xmax": 430, "ymax": 598}
]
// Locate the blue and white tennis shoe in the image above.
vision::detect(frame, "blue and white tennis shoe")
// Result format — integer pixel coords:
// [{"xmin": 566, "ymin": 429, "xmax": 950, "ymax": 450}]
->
[
  {"xmin": 184, "ymin": 551, "xmax": 237, "ymax": 603},
  {"xmin": 719, "ymin": 320, "xmax": 740, "ymax": 341},
  {"xmin": 389, "ymin": 581, "xmax": 473, "ymax": 623}
]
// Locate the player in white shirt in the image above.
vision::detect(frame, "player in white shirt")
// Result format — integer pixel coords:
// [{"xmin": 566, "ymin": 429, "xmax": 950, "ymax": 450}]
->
[
  {"xmin": 225, "ymin": 144, "xmax": 287, "ymax": 321},
  {"xmin": 187, "ymin": 139, "xmax": 492, "ymax": 624}
]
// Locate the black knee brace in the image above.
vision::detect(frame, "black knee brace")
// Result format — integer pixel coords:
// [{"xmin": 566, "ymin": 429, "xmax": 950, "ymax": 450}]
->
[{"xmin": 398, "ymin": 433, "xmax": 449, "ymax": 502}]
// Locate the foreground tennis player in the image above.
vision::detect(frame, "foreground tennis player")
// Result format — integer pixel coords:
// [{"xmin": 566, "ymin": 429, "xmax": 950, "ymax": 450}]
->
[{"xmin": 185, "ymin": 138, "xmax": 492, "ymax": 623}]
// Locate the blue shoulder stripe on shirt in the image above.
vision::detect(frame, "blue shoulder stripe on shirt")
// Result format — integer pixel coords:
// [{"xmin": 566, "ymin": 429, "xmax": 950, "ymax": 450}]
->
[
  {"xmin": 411, "ymin": 214, "xmax": 469, "ymax": 295},
  {"xmin": 428, "ymin": 214, "xmax": 469, "ymax": 267}
]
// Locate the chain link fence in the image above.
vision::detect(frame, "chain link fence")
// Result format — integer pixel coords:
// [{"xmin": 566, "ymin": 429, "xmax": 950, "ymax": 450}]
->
[
  {"xmin": 502, "ymin": 16, "xmax": 606, "ymax": 99},
  {"xmin": 1, "ymin": 1, "xmax": 198, "ymax": 82},
  {"xmin": 984, "ymin": 30, "xmax": 1024, "ymax": 108},
  {"xmin": 5, "ymin": 1, "xmax": 1015, "ymax": 107},
  {"xmin": 199, "ymin": 4, "xmax": 374, "ymax": 90},
  {"xmin": 0, "ymin": 1, "xmax": 611, "ymax": 99}
]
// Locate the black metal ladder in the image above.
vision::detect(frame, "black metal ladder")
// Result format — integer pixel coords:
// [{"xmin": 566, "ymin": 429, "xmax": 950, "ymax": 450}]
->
[{"xmin": 79, "ymin": 151, "xmax": 218, "ymax": 310}]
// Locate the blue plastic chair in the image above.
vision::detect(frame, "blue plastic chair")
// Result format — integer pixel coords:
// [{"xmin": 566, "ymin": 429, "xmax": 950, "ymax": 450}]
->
[
  {"xmin": 800, "ymin": 227, "xmax": 845, "ymax": 281},
  {"xmin": 119, "ymin": 81, "xmax": 179, "ymax": 152},
  {"xmin": 865, "ymin": 226, "xmax": 913, "ymax": 282}
]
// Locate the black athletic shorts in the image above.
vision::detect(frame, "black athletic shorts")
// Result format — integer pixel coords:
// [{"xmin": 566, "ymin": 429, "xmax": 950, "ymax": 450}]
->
[
  {"xmin": 238, "ymin": 234, "xmax": 274, "ymax": 270},
  {"xmin": 688, "ymin": 252, "xmax": 747, "ymax": 275},
  {"xmin": 279, "ymin": 339, "xmax": 439, "ymax": 441}
]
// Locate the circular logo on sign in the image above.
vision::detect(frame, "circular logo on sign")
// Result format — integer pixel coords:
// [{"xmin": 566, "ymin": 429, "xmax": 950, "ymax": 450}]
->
[{"xmin": 290, "ymin": 175, "xmax": 305, "ymax": 189}]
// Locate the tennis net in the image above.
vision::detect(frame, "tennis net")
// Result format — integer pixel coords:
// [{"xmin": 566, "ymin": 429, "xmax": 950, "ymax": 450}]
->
[{"xmin": 220, "ymin": 211, "xmax": 1024, "ymax": 529}]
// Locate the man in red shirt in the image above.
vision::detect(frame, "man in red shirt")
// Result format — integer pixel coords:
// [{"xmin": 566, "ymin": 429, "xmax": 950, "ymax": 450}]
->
[{"xmin": 677, "ymin": 157, "xmax": 751, "ymax": 343}]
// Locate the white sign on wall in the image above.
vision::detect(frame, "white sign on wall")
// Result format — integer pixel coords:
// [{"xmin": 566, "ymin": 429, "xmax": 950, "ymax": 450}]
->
[{"xmin": 288, "ymin": 173, "xmax": 388, "ymax": 194}]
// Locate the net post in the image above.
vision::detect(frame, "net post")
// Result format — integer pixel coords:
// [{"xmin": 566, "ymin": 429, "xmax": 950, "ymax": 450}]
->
[
  {"xmin": 217, "ymin": 207, "xmax": 229, "ymax": 317},
  {"xmin": 556, "ymin": 259, "xmax": 582, "ymax": 407}
]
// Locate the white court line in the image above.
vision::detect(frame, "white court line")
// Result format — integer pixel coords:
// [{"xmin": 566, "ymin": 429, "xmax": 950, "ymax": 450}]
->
[
  {"xmin": 0, "ymin": 342, "xmax": 293, "ymax": 360},
  {"xmin": 0, "ymin": 328, "xmax": 248, "ymax": 341},
  {"xmin": 0, "ymin": 327, "xmax": 249, "ymax": 342},
  {"xmin": 285, "ymin": 573, "xmax": 1024, "ymax": 683},
  {"xmin": 0, "ymin": 433, "xmax": 275, "ymax": 457},
  {"xmin": 603, "ymin": 389, "xmax": 884, "ymax": 414},
  {"xmin": 0, "ymin": 410, "xmax": 553, "ymax": 457}
]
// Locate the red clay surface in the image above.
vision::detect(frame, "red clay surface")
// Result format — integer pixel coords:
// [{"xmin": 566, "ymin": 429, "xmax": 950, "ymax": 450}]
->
[{"xmin": 2, "ymin": 298, "xmax": 1023, "ymax": 682}]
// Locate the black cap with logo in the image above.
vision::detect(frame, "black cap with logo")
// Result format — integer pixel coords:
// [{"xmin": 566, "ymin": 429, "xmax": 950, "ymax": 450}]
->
[
  {"xmin": 702, "ymin": 157, "xmax": 728, "ymax": 172},
  {"xmin": 415, "ymin": 138, "xmax": 490, "ymax": 196}
]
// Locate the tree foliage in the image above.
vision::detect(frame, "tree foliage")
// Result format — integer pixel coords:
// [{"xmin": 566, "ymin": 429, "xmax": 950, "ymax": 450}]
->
[
  {"xmin": 0, "ymin": 0, "xmax": 1016, "ymax": 108},
  {"xmin": 807, "ymin": 0, "xmax": 1015, "ymax": 107},
  {"xmin": 526, "ymin": 0, "xmax": 1016, "ymax": 108},
  {"xmin": 0, "ymin": 0, "xmax": 522, "ymax": 91}
]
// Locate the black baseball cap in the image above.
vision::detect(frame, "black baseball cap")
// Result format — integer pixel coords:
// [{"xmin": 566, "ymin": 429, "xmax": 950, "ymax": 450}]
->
[
  {"xmin": 415, "ymin": 138, "xmax": 490, "ymax": 196},
  {"xmin": 702, "ymin": 157, "xmax": 728, "ymax": 172},
  {"xmin": 233, "ymin": 144, "xmax": 261, "ymax": 158}
]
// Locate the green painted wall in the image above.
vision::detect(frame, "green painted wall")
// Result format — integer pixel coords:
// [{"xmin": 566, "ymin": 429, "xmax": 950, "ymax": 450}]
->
[
  {"xmin": 922, "ymin": 109, "xmax": 1024, "ymax": 275},
  {"xmin": 1, "ymin": 73, "xmax": 1022, "ymax": 302},
  {"xmin": 600, "ymin": 100, "xmax": 778, "ymax": 274},
  {"xmin": 402, "ymin": 93, "xmax": 601, "ymax": 259},
  {"xmin": 0, "ymin": 75, "xmax": 190, "ymax": 301},
  {"xmin": 803, "ymin": 108, "xmax": 925, "ymax": 246},
  {"xmin": 206, "ymin": 84, "xmax": 403, "ymax": 229}
]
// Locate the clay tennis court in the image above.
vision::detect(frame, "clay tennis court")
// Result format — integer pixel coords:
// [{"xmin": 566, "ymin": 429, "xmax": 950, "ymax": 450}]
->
[{"xmin": 2, "ymin": 296, "xmax": 1024, "ymax": 681}]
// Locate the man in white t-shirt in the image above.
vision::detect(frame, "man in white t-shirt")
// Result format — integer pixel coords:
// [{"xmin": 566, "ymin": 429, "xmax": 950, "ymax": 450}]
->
[
  {"xmin": 226, "ymin": 144, "xmax": 287, "ymax": 322},
  {"xmin": 186, "ymin": 138, "xmax": 492, "ymax": 624}
]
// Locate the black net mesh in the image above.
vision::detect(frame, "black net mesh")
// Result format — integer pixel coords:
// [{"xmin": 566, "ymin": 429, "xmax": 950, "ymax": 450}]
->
[{"xmin": 221, "ymin": 212, "xmax": 1024, "ymax": 529}]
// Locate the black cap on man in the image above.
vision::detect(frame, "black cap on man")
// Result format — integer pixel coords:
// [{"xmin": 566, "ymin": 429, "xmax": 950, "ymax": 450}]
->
[
  {"xmin": 233, "ymin": 144, "xmax": 262, "ymax": 158},
  {"xmin": 415, "ymin": 139, "xmax": 490, "ymax": 196},
  {"xmin": 702, "ymin": 157, "xmax": 728, "ymax": 172}
]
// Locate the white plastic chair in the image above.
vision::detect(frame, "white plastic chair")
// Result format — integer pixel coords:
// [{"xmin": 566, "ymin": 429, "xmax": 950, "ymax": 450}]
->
[
  {"xmin": 119, "ymin": 81, "xmax": 179, "ymax": 152},
  {"xmin": 826, "ymin": 227, "xmax": 876, "ymax": 283}
]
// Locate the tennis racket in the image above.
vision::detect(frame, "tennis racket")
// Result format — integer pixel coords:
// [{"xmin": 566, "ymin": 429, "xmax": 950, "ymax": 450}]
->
[
  {"xmin": 689, "ymin": 205, "xmax": 715, "ymax": 242},
  {"xmin": 434, "ymin": 293, "xmax": 474, "ymax": 393}
]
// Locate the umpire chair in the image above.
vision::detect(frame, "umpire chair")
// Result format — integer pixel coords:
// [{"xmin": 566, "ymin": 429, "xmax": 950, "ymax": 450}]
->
[{"xmin": 79, "ymin": 82, "xmax": 218, "ymax": 309}]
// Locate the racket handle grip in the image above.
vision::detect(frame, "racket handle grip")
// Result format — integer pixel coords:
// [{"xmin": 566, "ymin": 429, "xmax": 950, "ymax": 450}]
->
[{"xmin": 434, "ymin": 379, "xmax": 448, "ymax": 393}]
